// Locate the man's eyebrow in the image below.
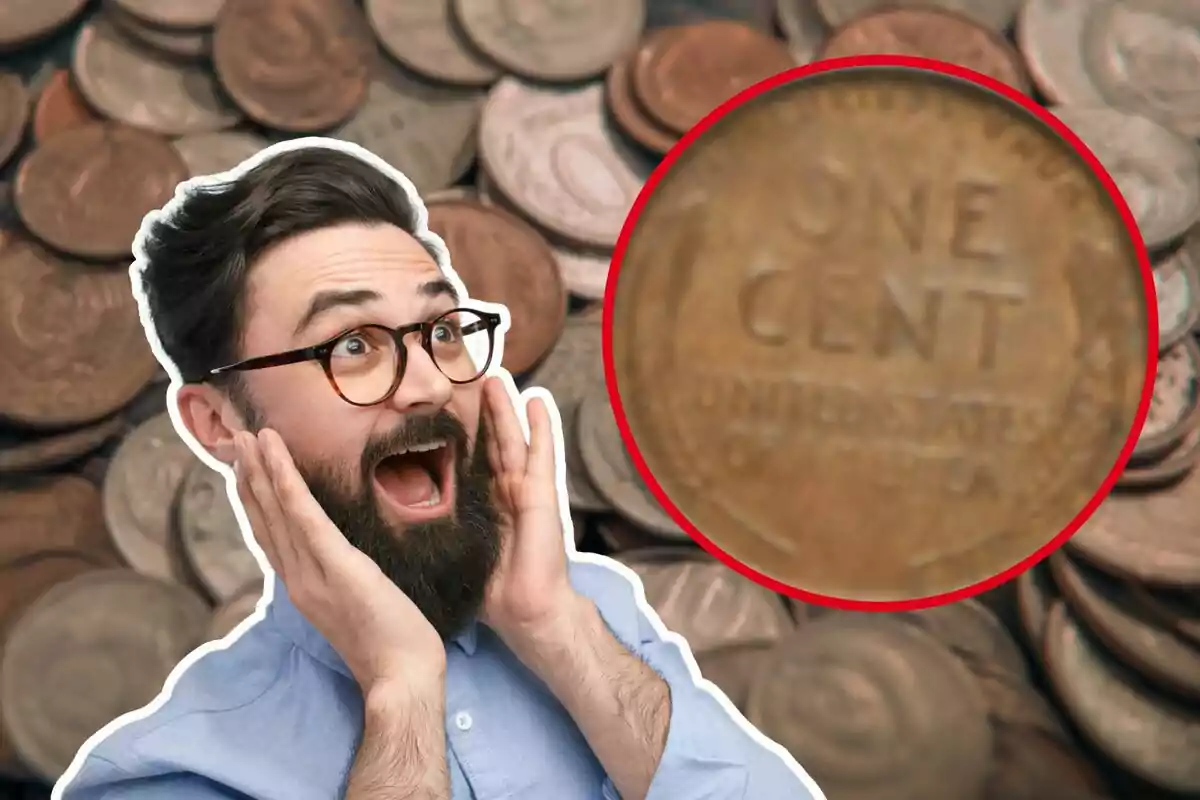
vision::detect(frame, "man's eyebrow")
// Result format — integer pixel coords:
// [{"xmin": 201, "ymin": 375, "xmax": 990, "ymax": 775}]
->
[
  {"xmin": 419, "ymin": 278, "xmax": 459, "ymax": 304},
  {"xmin": 294, "ymin": 288, "xmax": 382, "ymax": 336}
]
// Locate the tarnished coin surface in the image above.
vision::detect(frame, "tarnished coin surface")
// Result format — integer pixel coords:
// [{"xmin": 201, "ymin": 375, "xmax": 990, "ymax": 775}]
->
[
  {"xmin": 172, "ymin": 131, "xmax": 270, "ymax": 179},
  {"xmin": 0, "ymin": 0, "xmax": 89, "ymax": 51},
  {"xmin": 364, "ymin": 0, "xmax": 500, "ymax": 87},
  {"xmin": 0, "ymin": 477, "xmax": 118, "ymax": 565},
  {"xmin": 111, "ymin": 0, "xmax": 225, "ymax": 30},
  {"xmin": 0, "ymin": 73, "xmax": 29, "ymax": 172},
  {"xmin": 815, "ymin": 0, "xmax": 1021, "ymax": 32},
  {"xmin": 1132, "ymin": 337, "xmax": 1200, "ymax": 463},
  {"xmin": 610, "ymin": 66, "xmax": 1150, "ymax": 600},
  {"xmin": 775, "ymin": 0, "xmax": 830, "ymax": 64},
  {"xmin": 105, "ymin": 3, "xmax": 212, "ymax": 61},
  {"xmin": 31, "ymin": 69, "xmax": 100, "ymax": 143},
  {"xmin": 179, "ymin": 462, "xmax": 259, "ymax": 604},
  {"xmin": 206, "ymin": 580, "xmax": 264, "ymax": 641},
  {"xmin": 1153, "ymin": 227, "xmax": 1200, "ymax": 351},
  {"xmin": 0, "ymin": 416, "xmax": 123, "ymax": 474},
  {"xmin": 1016, "ymin": 0, "xmax": 1105, "ymax": 105}
]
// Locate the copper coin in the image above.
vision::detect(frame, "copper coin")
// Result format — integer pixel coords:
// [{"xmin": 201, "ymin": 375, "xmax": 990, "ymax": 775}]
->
[
  {"xmin": 171, "ymin": 130, "xmax": 270, "ymax": 179},
  {"xmin": 0, "ymin": 0, "xmax": 89, "ymax": 52},
  {"xmin": 1153, "ymin": 229, "xmax": 1200, "ymax": 352},
  {"xmin": 0, "ymin": 238, "xmax": 161, "ymax": 428},
  {"xmin": 1050, "ymin": 551, "xmax": 1200, "ymax": 701},
  {"xmin": 610, "ymin": 65, "xmax": 1150, "ymax": 601},
  {"xmin": 110, "ymin": 0, "xmax": 225, "ymax": 30},
  {"xmin": 212, "ymin": 0, "xmax": 375, "ymax": 133},
  {"xmin": 631, "ymin": 20, "xmax": 793, "ymax": 135},
  {"xmin": 106, "ymin": 2, "xmax": 212, "ymax": 61},
  {"xmin": 605, "ymin": 41, "xmax": 678, "ymax": 156},
  {"xmin": 0, "ymin": 415, "xmax": 124, "ymax": 474},
  {"xmin": 206, "ymin": 579, "xmax": 264, "ymax": 641},
  {"xmin": 1017, "ymin": 560, "xmax": 1059, "ymax": 654},
  {"xmin": 1130, "ymin": 584, "xmax": 1200, "ymax": 650},
  {"xmin": 15, "ymin": 123, "xmax": 187, "ymax": 260},
  {"xmin": 894, "ymin": 597, "xmax": 1029, "ymax": 679},
  {"xmin": 103, "ymin": 412, "xmax": 201, "ymax": 586},
  {"xmin": 694, "ymin": 642, "xmax": 774, "ymax": 711},
  {"xmin": 0, "ymin": 569, "xmax": 210, "ymax": 782},
  {"xmin": 0, "ymin": 477, "xmax": 119, "ymax": 566},
  {"xmin": 0, "ymin": 73, "xmax": 28, "ymax": 172},
  {"xmin": 817, "ymin": 7, "xmax": 1032, "ymax": 94},
  {"xmin": 1119, "ymin": 423, "xmax": 1200, "ymax": 490},
  {"xmin": 1130, "ymin": 337, "xmax": 1200, "ymax": 464},
  {"xmin": 179, "ymin": 461, "xmax": 261, "ymax": 604},
  {"xmin": 746, "ymin": 614, "xmax": 993, "ymax": 800},
  {"xmin": 578, "ymin": 383, "xmax": 687, "ymax": 540},
  {"xmin": 426, "ymin": 199, "xmax": 567, "ymax": 375},
  {"xmin": 1044, "ymin": 602, "xmax": 1200, "ymax": 795},
  {"xmin": 815, "ymin": 0, "xmax": 1022, "ymax": 34},
  {"xmin": 526, "ymin": 313, "xmax": 610, "ymax": 512},
  {"xmin": 31, "ymin": 69, "xmax": 100, "ymax": 144},
  {"xmin": 363, "ymin": 0, "xmax": 500, "ymax": 87}
]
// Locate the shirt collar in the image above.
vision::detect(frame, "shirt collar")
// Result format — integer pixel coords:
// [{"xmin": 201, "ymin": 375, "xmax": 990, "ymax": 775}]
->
[{"xmin": 266, "ymin": 576, "xmax": 479, "ymax": 679}]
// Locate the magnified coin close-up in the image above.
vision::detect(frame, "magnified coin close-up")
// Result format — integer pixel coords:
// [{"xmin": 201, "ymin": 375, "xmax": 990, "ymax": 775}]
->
[{"xmin": 609, "ymin": 62, "xmax": 1153, "ymax": 603}]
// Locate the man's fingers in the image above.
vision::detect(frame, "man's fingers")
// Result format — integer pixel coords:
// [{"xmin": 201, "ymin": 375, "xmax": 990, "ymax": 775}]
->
[
  {"xmin": 524, "ymin": 396, "xmax": 556, "ymax": 486},
  {"xmin": 485, "ymin": 377, "xmax": 528, "ymax": 476}
]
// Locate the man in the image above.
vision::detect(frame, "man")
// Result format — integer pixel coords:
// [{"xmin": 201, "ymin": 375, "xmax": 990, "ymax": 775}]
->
[{"xmin": 56, "ymin": 140, "xmax": 821, "ymax": 800}]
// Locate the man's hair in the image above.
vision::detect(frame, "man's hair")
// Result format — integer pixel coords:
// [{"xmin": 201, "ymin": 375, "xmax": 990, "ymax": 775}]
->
[{"xmin": 138, "ymin": 147, "xmax": 438, "ymax": 384}]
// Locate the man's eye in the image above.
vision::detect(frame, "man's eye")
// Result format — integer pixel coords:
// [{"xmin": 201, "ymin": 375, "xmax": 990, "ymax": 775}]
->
[
  {"xmin": 432, "ymin": 322, "xmax": 461, "ymax": 343},
  {"xmin": 332, "ymin": 334, "xmax": 372, "ymax": 357}
]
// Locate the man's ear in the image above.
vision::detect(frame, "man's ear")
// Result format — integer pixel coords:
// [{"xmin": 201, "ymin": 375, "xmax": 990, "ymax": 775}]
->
[{"xmin": 176, "ymin": 383, "xmax": 249, "ymax": 466}]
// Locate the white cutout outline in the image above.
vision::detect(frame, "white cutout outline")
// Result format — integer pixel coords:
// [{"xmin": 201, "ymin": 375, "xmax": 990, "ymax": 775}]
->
[{"xmin": 49, "ymin": 136, "xmax": 826, "ymax": 800}]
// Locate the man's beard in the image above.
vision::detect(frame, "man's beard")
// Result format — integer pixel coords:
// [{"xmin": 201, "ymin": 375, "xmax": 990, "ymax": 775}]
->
[{"xmin": 238, "ymin": 390, "xmax": 501, "ymax": 641}]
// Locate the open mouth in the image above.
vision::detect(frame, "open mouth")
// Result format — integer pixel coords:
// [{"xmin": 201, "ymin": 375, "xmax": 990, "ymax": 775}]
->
[{"xmin": 372, "ymin": 438, "xmax": 456, "ymax": 522}]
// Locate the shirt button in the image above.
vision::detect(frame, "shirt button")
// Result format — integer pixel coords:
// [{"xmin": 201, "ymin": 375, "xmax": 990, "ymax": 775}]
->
[{"xmin": 454, "ymin": 711, "xmax": 473, "ymax": 731}]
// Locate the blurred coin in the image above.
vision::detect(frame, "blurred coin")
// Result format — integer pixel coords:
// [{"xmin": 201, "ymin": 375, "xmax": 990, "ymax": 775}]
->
[
  {"xmin": 102, "ymin": 412, "xmax": 200, "ymax": 585},
  {"xmin": 179, "ymin": 461, "xmax": 259, "ymax": 604},
  {"xmin": 1044, "ymin": 602, "xmax": 1200, "ymax": 795},
  {"xmin": 0, "ymin": 238, "xmax": 160, "ymax": 428},
  {"xmin": 364, "ymin": 0, "xmax": 500, "ymax": 87},
  {"xmin": 774, "ymin": 0, "xmax": 829, "ymax": 64},
  {"xmin": 526, "ymin": 313, "xmax": 610, "ymax": 511},
  {"xmin": 612, "ymin": 67, "xmax": 1149, "ymax": 601},
  {"xmin": 645, "ymin": 0, "xmax": 775, "ymax": 31},
  {"xmin": 30, "ymin": 69, "xmax": 100, "ymax": 144},
  {"xmin": 1082, "ymin": 0, "xmax": 1200, "ymax": 138},
  {"xmin": 1152, "ymin": 228, "xmax": 1200, "ymax": 351},
  {"xmin": 0, "ymin": 477, "xmax": 119, "ymax": 565},
  {"xmin": 1131, "ymin": 338, "xmax": 1200, "ymax": 464},
  {"xmin": 426, "ymin": 198, "xmax": 566, "ymax": 375},
  {"xmin": 0, "ymin": 569, "xmax": 210, "ymax": 782},
  {"xmin": 578, "ymin": 383, "xmax": 686, "ymax": 540},
  {"xmin": 105, "ymin": 2, "xmax": 212, "ymax": 61},
  {"xmin": 1050, "ymin": 551, "xmax": 1200, "ymax": 700},
  {"xmin": 694, "ymin": 643, "xmax": 774, "ymax": 712},
  {"xmin": 454, "ymin": 0, "xmax": 644, "ymax": 83},
  {"xmin": 552, "ymin": 244, "xmax": 611, "ymax": 301},
  {"xmin": 1017, "ymin": 561, "xmax": 1058, "ymax": 653},
  {"xmin": 212, "ymin": 0, "xmax": 375, "ymax": 133},
  {"xmin": 895, "ymin": 598, "xmax": 1029, "ymax": 679},
  {"xmin": 479, "ymin": 79, "xmax": 653, "ymax": 249},
  {"xmin": 0, "ymin": 0, "xmax": 90, "ymax": 52},
  {"xmin": 597, "ymin": 515, "xmax": 669, "ymax": 551},
  {"xmin": 110, "ymin": 0, "xmax": 225, "ymax": 30},
  {"xmin": 818, "ymin": 7, "xmax": 1032, "ymax": 94},
  {"xmin": 1052, "ymin": 105, "xmax": 1200, "ymax": 251},
  {"xmin": 172, "ymin": 130, "xmax": 269, "ymax": 179},
  {"xmin": 747, "ymin": 614, "xmax": 994, "ymax": 800},
  {"xmin": 1130, "ymin": 584, "xmax": 1200, "ymax": 650},
  {"xmin": 72, "ymin": 17, "xmax": 238, "ymax": 136},
  {"xmin": 14, "ymin": 123, "xmax": 187, "ymax": 260},
  {"xmin": 815, "ymin": 0, "xmax": 1019, "ymax": 32},
  {"xmin": 1069, "ymin": 469, "xmax": 1200, "ymax": 587},
  {"xmin": 332, "ymin": 58, "xmax": 484, "ymax": 197},
  {"xmin": 1017, "ymin": 0, "xmax": 1105, "ymax": 105},
  {"xmin": 632, "ymin": 20, "xmax": 793, "ymax": 135},
  {"xmin": 1119, "ymin": 424, "xmax": 1200, "ymax": 490},
  {"xmin": 606, "ymin": 37, "xmax": 679, "ymax": 157},
  {"xmin": 0, "ymin": 73, "xmax": 29, "ymax": 171},
  {"xmin": 206, "ymin": 579, "xmax": 263, "ymax": 641},
  {"xmin": 0, "ymin": 416, "xmax": 124, "ymax": 474}
]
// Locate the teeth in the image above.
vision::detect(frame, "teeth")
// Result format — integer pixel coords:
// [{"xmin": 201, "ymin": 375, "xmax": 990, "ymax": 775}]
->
[
  {"xmin": 413, "ymin": 484, "xmax": 442, "ymax": 508},
  {"xmin": 395, "ymin": 439, "xmax": 446, "ymax": 456}
]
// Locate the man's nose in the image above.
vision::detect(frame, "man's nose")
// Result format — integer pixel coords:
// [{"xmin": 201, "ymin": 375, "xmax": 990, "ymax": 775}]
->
[{"xmin": 384, "ymin": 340, "xmax": 453, "ymax": 413}]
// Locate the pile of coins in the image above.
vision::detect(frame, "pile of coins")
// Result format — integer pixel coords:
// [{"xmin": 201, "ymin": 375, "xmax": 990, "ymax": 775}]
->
[{"xmin": 0, "ymin": 0, "xmax": 1197, "ymax": 798}]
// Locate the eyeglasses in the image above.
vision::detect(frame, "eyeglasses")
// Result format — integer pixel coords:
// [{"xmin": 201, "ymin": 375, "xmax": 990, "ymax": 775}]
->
[{"xmin": 206, "ymin": 308, "xmax": 502, "ymax": 406}]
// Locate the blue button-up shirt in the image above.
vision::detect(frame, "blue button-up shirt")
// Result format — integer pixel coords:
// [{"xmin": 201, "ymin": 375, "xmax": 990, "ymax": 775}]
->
[{"xmin": 56, "ymin": 558, "xmax": 822, "ymax": 799}]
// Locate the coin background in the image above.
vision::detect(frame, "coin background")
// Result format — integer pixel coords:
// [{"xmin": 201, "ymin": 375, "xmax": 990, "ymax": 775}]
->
[{"xmin": 0, "ymin": 0, "xmax": 1197, "ymax": 798}]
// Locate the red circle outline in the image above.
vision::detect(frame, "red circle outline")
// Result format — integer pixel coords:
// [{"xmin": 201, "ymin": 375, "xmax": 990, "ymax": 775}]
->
[{"xmin": 601, "ymin": 54, "xmax": 1158, "ymax": 612}]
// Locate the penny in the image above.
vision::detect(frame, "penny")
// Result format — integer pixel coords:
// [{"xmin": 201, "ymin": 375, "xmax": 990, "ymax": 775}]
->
[
  {"xmin": 611, "ymin": 66, "xmax": 1150, "ymax": 601},
  {"xmin": 1131, "ymin": 337, "xmax": 1200, "ymax": 464},
  {"xmin": 817, "ymin": 8, "xmax": 1033, "ymax": 94},
  {"xmin": 179, "ymin": 461, "xmax": 260, "ymax": 604},
  {"xmin": 105, "ymin": 3, "xmax": 212, "ymax": 61},
  {"xmin": 553, "ymin": 244, "xmax": 612, "ymax": 301},
  {"xmin": 0, "ymin": 415, "xmax": 124, "ymax": 474},
  {"xmin": 0, "ymin": 0, "xmax": 89, "ymax": 52},
  {"xmin": 1119, "ymin": 424, "xmax": 1200, "ymax": 490},
  {"xmin": 1068, "ymin": 466, "xmax": 1200, "ymax": 587},
  {"xmin": 0, "ymin": 569, "xmax": 210, "ymax": 782},
  {"xmin": 1016, "ymin": 0, "xmax": 1105, "ymax": 105},
  {"xmin": 1052, "ymin": 105, "xmax": 1200, "ymax": 252},
  {"xmin": 1082, "ymin": 0, "xmax": 1200, "ymax": 138},
  {"xmin": 894, "ymin": 598, "xmax": 1030, "ymax": 679},
  {"xmin": 1018, "ymin": 561, "xmax": 1060, "ymax": 653},
  {"xmin": 775, "ymin": 0, "xmax": 830, "ymax": 64},
  {"xmin": 110, "ymin": 0, "xmax": 225, "ymax": 30},
  {"xmin": 14, "ymin": 123, "xmax": 188, "ymax": 260},
  {"xmin": 364, "ymin": 0, "xmax": 500, "ymax": 87},
  {"xmin": 172, "ymin": 130, "xmax": 269, "ymax": 179},
  {"xmin": 695, "ymin": 643, "xmax": 774, "ymax": 711},
  {"xmin": 426, "ymin": 199, "xmax": 566, "ymax": 375},
  {"xmin": 0, "ymin": 477, "xmax": 119, "ymax": 565},
  {"xmin": 0, "ymin": 239, "xmax": 161, "ymax": 428},
  {"xmin": 332, "ymin": 58, "xmax": 485, "ymax": 197},
  {"xmin": 212, "ymin": 0, "xmax": 375, "ymax": 133},
  {"xmin": 1050, "ymin": 552, "xmax": 1200, "ymax": 701},
  {"xmin": 816, "ymin": 0, "xmax": 1020, "ymax": 32},
  {"xmin": 102, "ymin": 412, "xmax": 201, "ymax": 585},
  {"xmin": 578, "ymin": 383, "xmax": 686, "ymax": 540},
  {"xmin": 0, "ymin": 73, "xmax": 28, "ymax": 172},
  {"xmin": 1130, "ymin": 584, "xmax": 1200, "ymax": 649},
  {"xmin": 454, "ymin": 0, "xmax": 645, "ymax": 83},
  {"xmin": 526, "ymin": 314, "xmax": 610, "ymax": 511},
  {"xmin": 645, "ymin": 0, "xmax": 775, "ymax": 32},
  {"xmin": 606, "ymin": 40, "xmax": 679, "ymax": 156},
  {"xmin": 206, "ymin": 579, "xmax": 264, "ymax": 641},
  {"xmin": 632, "ymin": 20, "xmax": 793, "ymax": 135},
  {"xmin": 746, "ymin": 614, "xmax": 994, "ymax": 800},
  {"xmin": 31, "ymin": 69, "xmax": 100, "ymax": 144},
  {"xmin": 1044, "ymin": 602, "xmax": 1200, "ymax": 794},
  {"xmin": 479, "ymin": 79, "xmax": 653, "ymax": 249},
  {"xmin": 1153, "ymin": 230, "xmax": 1200, "ymax": 351},
  {"xmin": 73, "ymin": 18, "xmax": 238, "ymax": 136}
]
